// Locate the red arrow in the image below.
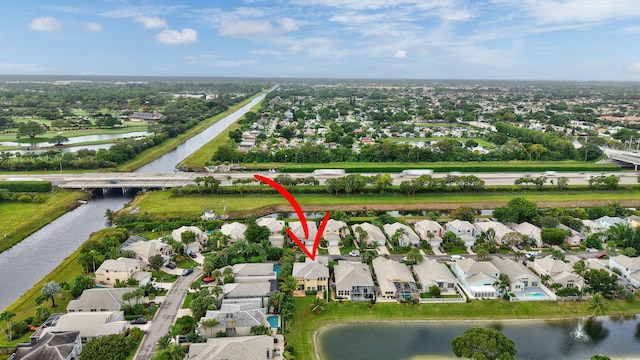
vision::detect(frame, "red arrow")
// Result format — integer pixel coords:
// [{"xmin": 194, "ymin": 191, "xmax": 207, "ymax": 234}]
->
[{"xmin": 254, "ymin": 174, "xmax": 330, "ymax": 261}]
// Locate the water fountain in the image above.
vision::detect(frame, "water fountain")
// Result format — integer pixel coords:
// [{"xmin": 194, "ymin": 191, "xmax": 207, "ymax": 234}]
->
[{"xmin": 570, "ymin": 317, "xmax": 590, "ymax": 342}]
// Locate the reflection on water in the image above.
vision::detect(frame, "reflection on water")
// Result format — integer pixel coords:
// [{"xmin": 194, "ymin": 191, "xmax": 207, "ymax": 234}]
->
[
  {"xmin": 318, "ymin": 318, "xmax": 640, "ymax": 360},
  {"xmin": 1, "ymin": 131, "xmax": 149, "ymax": 147}
]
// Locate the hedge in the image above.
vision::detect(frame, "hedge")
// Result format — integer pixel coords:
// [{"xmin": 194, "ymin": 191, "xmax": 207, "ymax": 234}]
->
[
  {"xmin": 277, "ymin": 164, "xmax": 621, "ymax": 174},
  {"xmin": 0, "ymin": 180, "xmax": 52, "ymax": 192}
]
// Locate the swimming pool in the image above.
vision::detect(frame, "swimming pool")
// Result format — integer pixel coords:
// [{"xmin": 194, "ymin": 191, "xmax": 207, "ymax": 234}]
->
[
  {"xmin": 526, "ymin": 292, "xmax": 546, "ymax": 297},
  {"xmin": 267, "ymin": 315, "xmax": 280, "ymax": 329}
]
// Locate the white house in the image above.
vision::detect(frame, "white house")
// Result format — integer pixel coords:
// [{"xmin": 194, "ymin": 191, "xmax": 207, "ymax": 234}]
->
[
  {"xmin": 509, "ymin": 222, "xmax": 542, "ymax": 247},
  {"xmin": 414, "ymin": 220, "xmax": 444, "ymax": 246},
  {"xmin": 288, "ymin": 221, "xmax": 318, "ymax": 247},
  {"xmin": 120, "ymin": 239, "xmax": 174, "ymax": 266},
  {"xmin": 94, "ymin": 258, "xmax": 150, "ymax": 287},
  {"xmin": 532, "ymin": 257, "xmax": 584, "ymax": 290},
  {"xmin": 334, "ymin": 261, "xmax": 375, "ymax": 302},
  {"xmin": 413, "ymin": 259, "xmax": 458, "ymax": 295},
  {"xmin": 371, "ymin": 257, "xmax": 418, "ymax": 301},
  {"xmin": 609, "ymin": 255, "xmax": 640, "ymax": 287},
  {"xmin": 67, "ymin": 287, "xmax": 134, "ymax": 313},
  {"xmin": 383, "ymin": 223, "xmax": 420, "ymax": 247},
  {"xmin": 38, "ymin": 312, "xmax": 127, "ymax": 344},
  {"xmin": 221, "ymin": 222, "xmax": 248, "ymax": 243},
  {"xmin": 197, "ymin": 303, "xmax": 267, "ymax": 338},
  {"xmin": 444, "ymin": 219, "xmax": 477, "ymax": 238},
  {"xmin": 474, "ymin": 221, "xmax": 512, "ymax": 244},
  {"xmin": 323, "ymin": 219, "xmax": 349, "ymax": 246},
  {"xmin": 352, "ymin": 222, "xmax": 387, "ymax": 246},
  {"xmin": 256, "ymin": 218, "xmax": 285, "ymax": 248},
  {"xmin": 172, "ymin": 225, "xmax": 208, "ymax": 245},
  {"xmin": 452, "ymin": 258, "xmax": 500, "ymax": 299},
  {"xmin": 490, "ymin": 257, "xmax": 543, "ymax": 294},
  {"xmin": 187, "ymin": 335, "xmax": 277, "ymax": 360}
]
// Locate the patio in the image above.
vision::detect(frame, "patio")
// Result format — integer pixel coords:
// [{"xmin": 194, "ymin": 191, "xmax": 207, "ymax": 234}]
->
[{"xmin": 510, "ymin": 286, "xmax": 555, "ymax": 301}]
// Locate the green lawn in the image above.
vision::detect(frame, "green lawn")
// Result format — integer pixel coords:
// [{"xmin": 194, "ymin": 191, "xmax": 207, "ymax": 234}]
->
[
  {"xmin": 0, "ymin": 189, "xmax": 87, "ymax": 253},
  {"xmin": 288, "ymin": 297, "xmax": 640, "ymax": 360},
  {"xmin": 122, "ymin": 188, "xmax": 640, "ymax": 220}
]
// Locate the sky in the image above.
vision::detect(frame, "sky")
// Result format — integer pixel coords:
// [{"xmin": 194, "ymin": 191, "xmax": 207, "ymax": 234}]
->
[{"xmin": 1, "ymin": 0, "xmax": 640, "ymax": 80}]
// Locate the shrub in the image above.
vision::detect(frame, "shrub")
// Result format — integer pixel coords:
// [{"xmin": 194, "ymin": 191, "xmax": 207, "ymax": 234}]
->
[{"xmin": 305, "ymin": 290, "xmax": 318, "ymax": 296}]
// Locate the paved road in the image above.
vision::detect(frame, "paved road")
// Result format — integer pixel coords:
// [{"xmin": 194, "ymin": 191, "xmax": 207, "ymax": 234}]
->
[{"xmin": 135, "ymin": 268, "xmax": 202, "ymax": 360}]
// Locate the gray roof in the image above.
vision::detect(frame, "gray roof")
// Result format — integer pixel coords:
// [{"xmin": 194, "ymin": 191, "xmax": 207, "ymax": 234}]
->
[
  {"xmin": 456, "ymin": 258, "xmax": 500, "ymax": 277},
  {"xmin": 490, "ymin": 257, "xmax": 540, "ymax": 282},
  {"xmin": 67, "ymin": 287, "xmax": 135, "ymax": 312},
  {"xmin": 232, "ymin": 263, "xmax": 276, "ymax": 278},
  {"xmin": 187, "ymin": 335, "xmax": 274, "ymax": 360},
  {"xmin": 202, "ymin": 304, "xmax": 266, "ymax": 328},
  {"xmin": 13, "ymin": 331, "xmax": 79, "ymax": 360},
  {"xmin": 292, "ymin": 261, "xmax": 329, "ymax": 280},
  {"xmin": 352, "ymin": 222, "xmax": 386, "ymax": 244},
  {"xmin": 334, "ymin": 261, "xmax": 374, "ymax": 292},
  {"xmin": 372, "ymin": 257, "xmax": 414, "ymax": 294},
  {"xmin": 223, "ymin": 282, "xmax": 273, "ymax": 299},
  {"xmin": 413, "ymin": 259, "xmax": 457, "ymax": 288},
  {"xmin": 43, "ymin": 311, "xmax": 127, "ymax": 339}
]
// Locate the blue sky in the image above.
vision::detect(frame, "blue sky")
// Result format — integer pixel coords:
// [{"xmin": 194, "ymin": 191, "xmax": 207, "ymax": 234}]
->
[{"xmin": 2, "ymin": 0, "xmax": 640, "ymax": 80}]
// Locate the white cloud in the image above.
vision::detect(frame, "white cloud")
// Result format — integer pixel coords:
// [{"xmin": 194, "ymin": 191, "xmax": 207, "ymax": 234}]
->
[
  {"xmin": 219, "ymin": 18, "xmax": 299, "ymax": 40},
  {"xmin": 156, "ymin": 28, "xmax": 198, "ymax": 45},
  {"xmin": 394, "ymin": 50, "xmax": 407, "ymax": 58},
  {"xmin": 135, "ymin": 16, "xmax": 168, "ymax": 29},
  {"xmin": 277, "ymin": 18, "xmax": 299, "ymax": 32},
  {"xmin": 30, "ymin": 17, "xmax": 62, "ymax": 32},
  {"xmin": 491, "ymin": 0, "xmax": 640, "ymax": 25},
  {"xmin": 84, "ymin": 22, "xmax": 102, "ymax": 32},
  {"xmin": 628, "ymin": 62, "xmax": 640, "ymax": 74}
]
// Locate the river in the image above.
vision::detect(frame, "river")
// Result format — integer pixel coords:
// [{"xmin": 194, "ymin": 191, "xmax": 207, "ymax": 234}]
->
[
  {"xmin": 0, "ymin": 91, "xmax": 269, "ymax": 311},
  {"xmin": 318, "ymin": 317, "xmax": 640, "ymax": 360}
]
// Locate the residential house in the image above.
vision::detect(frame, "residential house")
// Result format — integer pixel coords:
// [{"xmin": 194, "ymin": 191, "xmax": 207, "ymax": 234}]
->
[
  {"xmin": 444, "ymin": 220, "xmax": 477, "ymax": 238},
  {"xmin": 452, "ymin": 258, "xmax": 500, "ymax": 299},
  {"xmin": 231, "ymin": 263, "xmax": 278, "ymax": 284},
  {"xmin": 128, "ymin": 112, "xmax": 163, "ymax": 122},
  {"xmin": 595, "ymin": 216, "xmax": 626, "ymax": 230},
  {"xmin": 626, "ymin": 215, "xmax": 640, "ymax": 228},
  {"xmin": 609, "ymin": 255, "xmax": 640, "ymax": 287},
  {"xmin": 187, "ymin": 335, "xmax": 276, "ymax": 360},
  {"xmin": 490, "ymin": 257, "xmax": 542, "ymax": 293},
  {"xmin": 256, "ymin": 218, "xmax": 285, "ymax": 248},
  {"xmin": 557, "ymin": 224, "xmax": 586, "ymax": 246},
  {"xmin": 322, "ymin": 219, "xmax": 349, "ymax": 246},
  {"xmin": 220, "ymin": 222, "xmax": 248, "ymax": 244},
  {"xmin": 172, "ymin": 225, "xmax": 208, "ymax": 246},
  {"xmin": 37, "ymin": 312, "xmax": 127, "ymax": 344},
  {"xmin": 382, "ymin": 223, "xmax": 420, "ymax": 247},
  {"xmin": 371, "ymin": 257, "xmax": 418, "ymax": 301},
  {"xmin": 120, "ymin": 239, "xmax": 173, "ymax": 267},
  {"xmin": 509, "ymin": 222, "xmax": 542, "ymax": 247},
  {"xmin": 197, "ymin": 303, "xmax": 267, "ymax": 338},
  {"xmin": 292, "ymin": 259, "xmax": 329, "ymax": 293},
  {"xmin": 581, "ymin": 220, "xmax": 606, "ymax": 235},
  {"xmin": 11, "ymin": 331, "xmax": 82, "ymax": 360},
  {"xmin": 223, "ymin": 282, "xmax": 275, "ymax": 300},
  {"xmin": 288, "ymin": 221, "xmax": 318, "ymax": 247},
  {"xmin": 333, "ymin": 261, "xmax": 375, "ymax": 302},
  {"xmin": 352, "ymin": 222, "xmax": 387, "ymax": 246},
  {"xmin": 532, "ymin": 257, "xmax": 584, "ymax": 290},
  {"xmin": 414, "ymin": 220, "xmax": 444, "ymax": 246},
  {"xmin": 474, "ymin": 221, "xmax": 512, "ymax": 244},
  {"xmin": 94, "ymin": 258, "xmax": 150, "ymax": 287},
  {"xmin": 67, "ymin": 287, "xmax": 135, "ymax": 313},
  {"xmin": 413, "ymin": 259, "xmax": 458, "ymax": 295}
]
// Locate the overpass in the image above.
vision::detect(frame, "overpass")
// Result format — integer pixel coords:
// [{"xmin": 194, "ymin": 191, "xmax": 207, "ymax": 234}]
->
[{"xmin": 607, "ymin": 151, "xmax": 640, "ymax": 170}]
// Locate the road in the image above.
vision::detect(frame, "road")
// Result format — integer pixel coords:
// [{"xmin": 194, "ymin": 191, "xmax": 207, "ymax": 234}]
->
[{"xmin": 135, "ymin": 268, "xmax": 203, "ymax": 360}]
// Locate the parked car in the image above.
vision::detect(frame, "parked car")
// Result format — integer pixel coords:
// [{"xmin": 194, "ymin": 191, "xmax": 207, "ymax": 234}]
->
[
  {"xmin": 188, "ymin": 252, "xmax": 197, "ymax": 258},
  {"xmin": 131, "ymin": 318, "xmax": 147, "ymax": 325},
  {"xmin": 515, "ymin": 244, "xmax": 524, "ymax": 250},
  {"xmin": 178, "ymin": 335, "xmax": 188, "ymax": 343},
  {"xmin": 166, "ymin": 263, "xmax": 176, "ymax": 269},
  {"xmin": 349, "ymin": 250, "xmax": 360, "ymax": 257},
  {"xmin": 438, "ymin": 246, "xmax": 446, "ymax": 253},
  {"xmin": 182, "ymin": 267, "xmax": 194, "ymax": 276},
  {"xmin": 596, "ymin": 252, "xmax": 607, "ymax": 259}
]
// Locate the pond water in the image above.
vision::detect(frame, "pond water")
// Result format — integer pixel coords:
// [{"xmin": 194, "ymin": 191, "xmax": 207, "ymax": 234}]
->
[
  {"xmin": 317, "ymin": 317, "xmax": 640, "ymax": 360},
  {"xmin": 1, "ymin": 131, "xmax": 150, "ymax": 147}
]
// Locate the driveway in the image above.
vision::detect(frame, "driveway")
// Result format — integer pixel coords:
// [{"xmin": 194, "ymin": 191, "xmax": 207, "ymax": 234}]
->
[
  {"xmin": 135, "ymin": 268, "xmax": 203, "ymax": 360},
  {"xmin": 328, "ymin": 245, "xmax": 341, "ymax": 255}
]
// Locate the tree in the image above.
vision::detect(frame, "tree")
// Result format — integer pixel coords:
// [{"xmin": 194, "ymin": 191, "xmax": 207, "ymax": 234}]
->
[
  {"xmin": 149, "ymin": 254, "xmax": 165, "ymax": 271},
  {"xmin": 181, "ymin": 230, "xmax": 196, "ymax": 245},
  {"xmin": 309, "ymin": 297, "xmax": 326, "ymax": 313},
  {"xmin": 583, "ymin": 269, "xmax": 619, "ymax": 297},
  {"xmin": 451, "ymin": 327, "xmax": 516, "ymax": 360},
  {"xmin": 70, "ymin": 274, "xmax": 95, "ymax": 298},
  {"xmin": 190, "ymin": 295, "xmax": 217, "ymax": 319},
  {"xmin": 245, "ymin": 223, "xmax": 270, "ymax": 244},
  {"xmin": 493, "ymin": 274, "xmax": 510, "ymax": 297},
  {"xmin": 268, "ymin": 292, "xmax": 285, "ymax": 314},
  {"xmin": 493, "ymin": 197, "xmax": 538, "ymax": 224},
  {"xmin": 17, "ymin": 121, "xmax": 45, "ymax": 139},
  {"xmin": 0, "ymin": 311, "xmax": 16, "ymax": 341},
  {"xmin": 451, "ymin": 206, "xmax": 476, "ymax": 222},
  {"xmin": 374, "ymin": 174, "xmax": 393, "ymax": 193},
  {"xmin": 591, "ymin": 355, "xmax": 611, "ymax": 360},
  {"xmin": 49, "ymin": 134, "xmax": 70, "ymax": 146},
  {"xmin": 406, "ymin": 248, "xmax": 423, "ymax": 264},
  {"xmin": 541, "ymin": 228, "xmax": 566, "ymax": 246},
  {"xmin": 42, "ymin": 281, "xmax": 61, "ymax": 307},
  {"xmin": 429, "ymin": 285, "xmax": 441, "ymax": 297},
  {"xmin": 81, "ymin": 334, "xmax": 136, "ymax": 360},
  {"xmin": 587, "ymin": 294, "xmax": 609, "ymax": 318}
]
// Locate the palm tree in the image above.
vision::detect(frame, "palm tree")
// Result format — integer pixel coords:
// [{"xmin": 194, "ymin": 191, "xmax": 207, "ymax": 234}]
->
[
  {"xmin": 310, "ymin": 298, "xmax": 326, "ymax": 313},
  {"xmin": 156, "ymin": 334, "xmax": 172, "ymax": 351},
  {"xmin": 200, "ymin": 318, "xmax": 219, "ymax": 338},
  {"xmin": 211, "ymin": 285, "xmax": 223, "ymax": 306},
  {"xmin": 587, "ymin": 294, "xmax": 609, "ymax": 318},
  {"xmin": 541, "ymin": 274, "xmax": 551, "ymax": 286},
  {"xmin": 0, "ymin": 311, "xmax": 16, "ymax": 341},
  {"xmin": 211, "ymin": 269, "xmax": 222, "ymax": 284},
  {"xmin": 268, "ymin": 292, "xmax": 285, "ymax": 314},
  {"xmin": 222, "ymin": 266, "xmax": 234, "ymax": 280},
  {"xmin": 493, "ymin": 274, "xmax": 510, "ymax": 297}
]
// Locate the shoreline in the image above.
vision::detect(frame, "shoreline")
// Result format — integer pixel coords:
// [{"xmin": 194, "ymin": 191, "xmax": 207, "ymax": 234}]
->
[{"xmin": 311, "ymin": 315, "xmax": 640, "ymax": 360}]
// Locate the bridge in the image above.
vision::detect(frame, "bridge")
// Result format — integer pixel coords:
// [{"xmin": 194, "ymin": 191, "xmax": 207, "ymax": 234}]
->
[{"xmin": 606, "ymin": 151, "xmax": 640, "ymax": 170}]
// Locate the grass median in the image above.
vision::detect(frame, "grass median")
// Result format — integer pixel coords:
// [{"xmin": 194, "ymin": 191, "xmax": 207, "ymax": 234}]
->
[{"xmin": 288, "ymin": 296, "xmax": 640, "ymax": 360}]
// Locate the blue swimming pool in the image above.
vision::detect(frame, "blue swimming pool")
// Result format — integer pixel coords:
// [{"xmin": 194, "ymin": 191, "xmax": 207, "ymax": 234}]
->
[
  {"xmin": 526, "ymin": 292, "xmax": 546, "ymax": 297},
  {"xmin": 273, "ymin": 264, "xmax": 281, "ymax": 276},
  {"xmin": 267, "ymin": 315, "xmax": 279, "ymax": 329}
]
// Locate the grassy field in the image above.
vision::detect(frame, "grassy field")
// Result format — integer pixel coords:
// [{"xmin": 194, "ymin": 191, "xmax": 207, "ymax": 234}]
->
[
  {"xmin": 118, "ymin": 90, "xmax": 267, "ymax": 172},
  {"xmin": 383, "ymin": 137, "xmax": 497, "ymax": 148},
  {"xmin": 122, "ymin": 188, "xmax": 640, "ymax": 220},
  {"xmin": 0, "ymin": 189, "xmax": 87, "ymax": 253},
  {"xmin": 176, "ymin": 99, "xmax": 266, "ymax": 170},
  {"xmin": 288, "ymin": 296, "xmax": 640, "ymax": 360}
]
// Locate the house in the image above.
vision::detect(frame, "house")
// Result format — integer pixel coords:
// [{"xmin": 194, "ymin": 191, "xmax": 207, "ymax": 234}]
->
[
  {"xmin": 128, "ymin": 112, "xmax": 163, "ymax": 122},
  {"xmin": 120, "ymin": 239, "xmax": 173, "ymax": 266},
  {"xmin": 581, "ymin": 219, "xmax": 606, "ymax": 235},
  {"xmin": 172, "ymin": 225, "xmax": 208, "ymax": 246},
  {"xmin": 220, "ymin": 222, "xmax": 248, "ymax": 243},
  {"xmin": 197, "ymin": 303, "xmax": 267, "ymax": 338},
  {"xmin": 382, "ymin": 223, "xmax": 420, "ymax": 247},
  {"xmin": 626, "ymin": 215, "xmax": 640, "ymax": 228},
  {"xmin": 94, "ymin": 258, "xmax": 150, "ymax": 287},
  {"xmin": 288, "ymin": 221, "xmax": 318, "ymax": 246},
  {"xmin": 532, "ymin": 257, "xmax": 584, "ymax": 290},
  {"xmin": 414, "ymin": 220, "xmax": 444, "ymax": 246},
  {"xmin": 413, "ymin": 259, "xmax": 458, "ymax": 295},
  {"xmin": 334, "ymin": 261, "xmax": 375, "ymax": 302},
  {"xmin": 557, "ymin": 224, "xmax": 586, "ymax": 246},
  {"xmin": 223, "ymin": 282, "xmax": 275, "ymax": 300},
  {"xmin": 509, "ymin": 222, "xmax": 542, "ymax": 247},
  {"xmin": 187, "ymin": 335, "xmax": 276, "ymax": 360},
  {"xmin": 352, "ymin": 222, "xmax": 387, "ymax": 246},
  {"xmin": 322, "ymin": 219, "xmax": 349, "ymax": 246},
  {"xmin": 37, "ymin": 312, "xmax": 127, "ymax": 344},
  {"xmin": 371, "ymin": 257, "xmax": 418, "ymax": 301},
  {"xmin": 256, "ymin": 218, "xmax": 285, "ymax": 248},
  {"xmin": 231, "ymin": 263, "xmax": 278, "ymax": 284},
  {"xmin": 291, "ymin": 259, "xmax": 329, "ymax": 293},
  {"xmin": 595, "ymin": 216, "xmax": 626, "ymax": 230},
  {"xmin": 452, "ymin": 258, "xmax": 500, "ymax": 299},
  {"xmin": 67, "ymin": 287, "xmax": 135, "ymax": 313},
  {"xmin": 609, "ymin": 255, "xmax": 640, "ymax": 287},
  {"xmin": 11, "ymin": 331, "xmax": 82, "ymax": 360},
  {"xmin": 444, "ymin": 220, "xmax": 477, "ymax": 238},
  {"xmin": 474, "ymin": 221, "xmax": 512, "ymax": 244},
  {"xmin": 490, "ymin": 257, "xmax": 542, "ymax": 293}
]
